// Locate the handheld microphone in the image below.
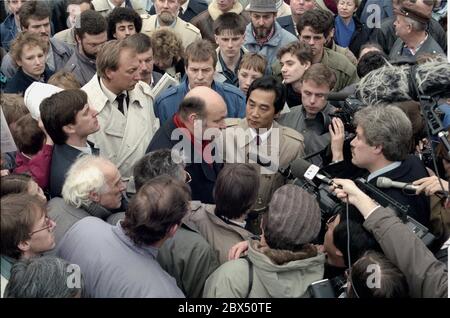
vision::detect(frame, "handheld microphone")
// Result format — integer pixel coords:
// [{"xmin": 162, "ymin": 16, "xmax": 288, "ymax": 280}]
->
[
  {"xmin": 376, "ymin": 177, "xmax": 419, "ymax": 193},
  {"xmin": 290, "ymin": 158, "xmax": 338, "ymax": 187}
]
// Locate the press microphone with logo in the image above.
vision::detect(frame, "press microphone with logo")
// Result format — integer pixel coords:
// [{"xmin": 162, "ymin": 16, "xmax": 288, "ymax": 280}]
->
[{"xmin": 290, "ymin": 158, "xmax": 340, "ymax": 187}]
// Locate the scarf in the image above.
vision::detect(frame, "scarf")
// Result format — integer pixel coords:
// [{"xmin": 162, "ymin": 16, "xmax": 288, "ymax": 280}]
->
[{"xmin": 334, "ymin": 15, "xmax": 355, "ymax": 48}]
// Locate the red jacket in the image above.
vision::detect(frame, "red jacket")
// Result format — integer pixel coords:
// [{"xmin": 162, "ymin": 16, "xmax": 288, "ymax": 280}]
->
[{"xmin": 14, "ymin": 144, "xmax": 53, "ymax": 189}]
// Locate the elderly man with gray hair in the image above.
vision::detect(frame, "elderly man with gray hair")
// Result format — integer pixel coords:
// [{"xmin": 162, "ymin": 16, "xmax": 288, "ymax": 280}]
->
[{"xmin": 47, "ymin": 155, "xmax": 126, "ymax": 247}]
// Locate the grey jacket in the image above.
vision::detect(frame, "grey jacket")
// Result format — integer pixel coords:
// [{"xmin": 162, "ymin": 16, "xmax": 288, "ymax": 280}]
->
[
  {"xmin": 364, "ymin": 207, "xmax": 448, "ymax": 298},
  {"xmin": 277, "ymin": 104, "xmax": 336, "ymax": 166},
  {"xmin": 64, "ymin": 47, "xmax": 97, "ymax": 86},
  {"xmin": 106, "ymin": 211, "xmax": 220, "ymax": 298},
  {"xmin": 203, "ymin": 240, "xmax": 325, "ymax": 298},
  {"xmin": 244, "ymin": 21, "xmax": 297, "ymax": 74},
  {"xmin": 1, "ymin": 37, "xmax": 74, "ymax": 79},
  {"xmin": 388, "ymin": 34, "xmax": 445, "ymax": 61},
  {"xmin": 56, "ymin": 217, "xmax": 185, "ymax": 298},
  {"xmin": 47, "ymin": 197, "xmax": 115, "ymax": 248}
]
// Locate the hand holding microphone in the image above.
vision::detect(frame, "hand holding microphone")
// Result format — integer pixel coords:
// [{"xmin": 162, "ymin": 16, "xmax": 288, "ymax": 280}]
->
[{"xmin": 412, "ymin": 176, "xmax": 449, "ymax": 197}]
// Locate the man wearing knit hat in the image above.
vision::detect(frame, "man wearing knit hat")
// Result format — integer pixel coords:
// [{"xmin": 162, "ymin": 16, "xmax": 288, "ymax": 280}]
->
[
  {"xmin": 389, "ymin": 1, "xmax": 444, "ymax": 60},
  {"xmin": 243, "ymin": 0, "xmax": 298, "ymax": 73},
  {"xmin": 203, "ymin": 184, "xmax": 325, "ymax": 297}
]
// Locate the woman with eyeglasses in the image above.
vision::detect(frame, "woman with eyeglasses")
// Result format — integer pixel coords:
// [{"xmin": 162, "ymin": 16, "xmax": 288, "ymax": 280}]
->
[{"xmin": 1, "ymin": 193, "xmax": 56, "ymax": 297}]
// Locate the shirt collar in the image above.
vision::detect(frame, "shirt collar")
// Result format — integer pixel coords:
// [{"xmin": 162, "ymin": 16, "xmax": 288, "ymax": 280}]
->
[
  {"xmin": 367, "ymin": 161, "xmax": 402, "ymax": 182},
  {"xmin": 249, "ymin": 124, "xmax": 273, "ymax": 144},
  {"xmin": 252, "ymin": 25, "xmax": 275, "ymax": 46},
  {"xmin": 180, "ymin": 0, "xmax": 189, "ymax": 15},
  {"xmin": 99, "ymin": 77, "xmax": 127, "ymax": 104},
  {"xmin": 108, "ymin": 0, "xmax": 125, "ymax": 9},
  {"xmin": 112, "ymin": 221, "xmax": 159, "ymax": 258}
]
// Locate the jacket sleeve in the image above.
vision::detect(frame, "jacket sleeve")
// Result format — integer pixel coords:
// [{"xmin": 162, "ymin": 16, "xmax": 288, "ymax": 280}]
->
[{"xmin": 363, "ymin": 207, "xmax": 448, "ymax": 298}]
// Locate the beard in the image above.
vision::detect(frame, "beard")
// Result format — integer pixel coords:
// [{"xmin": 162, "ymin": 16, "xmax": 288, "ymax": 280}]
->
[
  {"xmin": 254, "ymin": 26, "xmax": 271, "ymax": 39},
  {"xmin": 159, "ymin": 12, "xmax": 176, "ymax": 25},
  {"xmin": 81, "ymin": 44, "xmax": 97, "ymax": 60}
]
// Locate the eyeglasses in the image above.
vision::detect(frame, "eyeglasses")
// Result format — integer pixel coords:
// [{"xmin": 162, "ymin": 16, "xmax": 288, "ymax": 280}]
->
[
  {"xmin": 185, "ymin": 171, "xmax": 192, "ymax": 184},
  {"xmin": 326, "ymin": 214, "xmax": 338, "ymax": 225},
  {"xmin": 29, "ymin": 216, "xmax": 53, "ymax": 236}
]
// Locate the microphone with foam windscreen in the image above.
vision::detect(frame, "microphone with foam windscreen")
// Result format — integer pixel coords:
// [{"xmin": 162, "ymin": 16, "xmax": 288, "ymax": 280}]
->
[{"xmin": 376, "ymin": 177, "xmax": 419, "ymax": 193}]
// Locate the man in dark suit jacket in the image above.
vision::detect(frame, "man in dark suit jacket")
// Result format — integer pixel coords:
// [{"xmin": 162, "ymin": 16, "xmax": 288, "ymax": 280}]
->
[
  {"xmin": 147, "ymin": 86, "xmax": 227, "ymax": 204},
  {"xmin": 149, "ymin": 0, "xmax": 208, "ymax": 23},
  {"xmin": 40, "ymin": 89, "xmax": 101, "ymax": 198}
]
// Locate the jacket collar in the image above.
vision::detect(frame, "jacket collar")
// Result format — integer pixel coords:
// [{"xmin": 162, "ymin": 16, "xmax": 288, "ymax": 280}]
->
[
  {"xmin": 85, "ymin": 75, "xmax": 148, "ymax": 113},
  {"xmin": 245, "ymin": 21, "xmax": 284, "ymax": 47},
  {"xmin": 111, "ymin": 221, "xmax": 159, "ymax": 258},
  {"xmin": 208, "ymin": 2, "xmax": 243, "ymax": 20}
]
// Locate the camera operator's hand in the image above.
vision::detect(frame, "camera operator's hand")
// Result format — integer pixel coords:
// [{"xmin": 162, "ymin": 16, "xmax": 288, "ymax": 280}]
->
[
  {"xmin": 413, "ymin": 176, "xmax": 449, "ymax": 196},
  {"xmin": 329, "ymin": 117, "xmax": 345, "ymax": 162},
  {"xmin": 332, "ymin": 178, "xmax": 380, "ymax": 219}
]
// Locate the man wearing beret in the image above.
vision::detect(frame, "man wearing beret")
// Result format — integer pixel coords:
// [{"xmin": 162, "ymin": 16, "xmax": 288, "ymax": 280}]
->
[{"xmin": 389, "ymin": 2, "xmax": 444, "ymax": 60}]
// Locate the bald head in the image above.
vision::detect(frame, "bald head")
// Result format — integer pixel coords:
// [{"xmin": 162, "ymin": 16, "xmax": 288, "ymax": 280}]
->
[{"xmin": 180, "ymin": 86, "xmax": 228, "ymax": 139}]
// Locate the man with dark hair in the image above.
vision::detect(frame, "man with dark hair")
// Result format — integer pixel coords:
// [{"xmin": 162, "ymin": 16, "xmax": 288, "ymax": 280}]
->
[
  {"xmin": 154, "ymin": 39, "xmax": 246, "ymax": 123},
  {"xmin": 244, "ymin": 0, "xmax": 297, "ymax": 73},
  {"xmin": 148, "ymin": 86, "xmax": 228, "ymax": 203},
  {"xmin": 276, "ymin": 41, "xmax": 313, "ymax": 107},
  {"xmin": 356, "ymin": 50, "xmax": 388, "ymax": 78},
  {"xmin": 56, "ymin": 175, "xmax": 187, "ymax": 297},
  {"xmin": 277, "ymin": 64, "xmax": 336, "ymax": 166},
  {"xmin": 64, "ymin": 10, "xmax": 108, "ymax": 86},
  {"xmin": 204, "ymin": 185, "xmax": 325, "ymax": 297},
  {"xmin": 296, "ymin": 8, "xmax": 358, "ymax": 91},
  {"xmin": 221, "ymin": 76, "xmax": 305, "ymax": 233},
  {"xmin": 125, "ymin": 33, "xmax": 162, "ymax": 88},
  {"xmin": 186, "ymin": 163, "xmax": 258, "ymax": 264},
  {"xmin": 106, "ymin": 6, "xmax": 142, "ymax": 40},
  {"xmin": 40, "ymin": 89, "xmax": 100, "ymax": 198},
  {"xmin": 213, "ymin": 12, "xmax": 247, "ymax": 86},
  {"xmin": 1, "ymin": 1, "xmax": 74, "ymax": 79},
  {"xmin": 128, "ymin": 149, "xmax": 220, "ymax": 298}
]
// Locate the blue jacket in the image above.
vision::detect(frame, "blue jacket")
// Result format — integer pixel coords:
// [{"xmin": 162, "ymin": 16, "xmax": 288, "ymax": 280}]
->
[
  {"xmin": 154, "ymin": 79, "xmax": 246, "ymax": 123},
  {"xmin": 0, "ymin": 14, "xmax": 18, "ymax": 51},
  {"xmin": 4, "ymin": 67, "xmax": 54, "ymax": 95},
  {"xmin": 276, "ymin": 15, "xmax": 296, "ymax": 36}
]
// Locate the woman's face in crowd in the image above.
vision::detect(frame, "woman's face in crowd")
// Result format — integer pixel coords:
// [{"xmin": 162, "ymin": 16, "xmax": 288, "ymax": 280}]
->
[{"xmin": 17, "ymin": 44, "xmax": 46, "ymax": 79}]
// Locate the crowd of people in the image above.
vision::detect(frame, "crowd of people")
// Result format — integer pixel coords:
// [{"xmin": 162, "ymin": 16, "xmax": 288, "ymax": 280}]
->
[{"xmin": 0, "ymin": 0, "xmax": 449, "ymax": 298}]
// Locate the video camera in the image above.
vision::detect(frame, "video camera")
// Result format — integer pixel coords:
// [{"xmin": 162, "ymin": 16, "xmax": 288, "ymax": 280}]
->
[{"xmin": 329, "ymin": 95, "xmax": 367, "ymax": 134}]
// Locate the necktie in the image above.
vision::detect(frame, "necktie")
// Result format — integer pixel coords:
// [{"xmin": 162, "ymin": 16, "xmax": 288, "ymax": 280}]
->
[
  {"xmin": 256, "ymin": 135, "xmax": 262, "ymax": 146},
  {"xmin": 116, "ymin": 93, "xmax": 126, "ymax": 114}
]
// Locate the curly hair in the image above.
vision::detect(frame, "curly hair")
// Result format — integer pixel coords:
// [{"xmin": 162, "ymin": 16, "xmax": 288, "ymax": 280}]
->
[
  {"xmin": 9, "ymin": 32, "xmax": 48, "ymax": 64},
  {"xmin": 150, "ymin": 28, "xmax": 184, "ymax": 62}
]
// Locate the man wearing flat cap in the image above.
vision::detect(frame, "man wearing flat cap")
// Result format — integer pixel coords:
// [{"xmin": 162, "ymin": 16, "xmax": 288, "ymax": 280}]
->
[
  {"xmin": 243, "ymin": 0, "xmax": 297, "ymax": 73},
  {"xmin": 389, "ymin": 2, "xmax": 444, "ymax": 60}
]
